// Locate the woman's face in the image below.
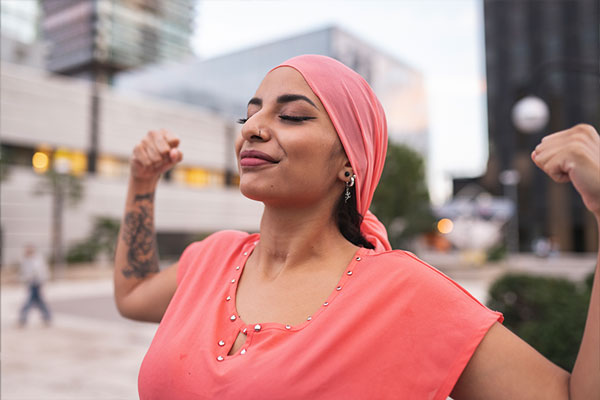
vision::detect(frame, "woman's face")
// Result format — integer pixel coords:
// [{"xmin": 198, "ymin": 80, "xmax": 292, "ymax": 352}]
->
[{"xmin": 235, "ymin": 67, "xmax": 349, "ymax": 208}]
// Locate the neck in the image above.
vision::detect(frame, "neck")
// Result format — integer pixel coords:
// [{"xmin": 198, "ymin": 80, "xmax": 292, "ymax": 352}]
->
[{"xmin": 254, "ymin": 202, "xmax": 357, "ymax": 279}]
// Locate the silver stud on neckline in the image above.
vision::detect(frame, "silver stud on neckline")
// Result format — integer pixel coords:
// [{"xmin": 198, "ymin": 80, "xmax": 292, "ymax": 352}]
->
[
  {"xmin": 218, "ymin": 340, "xmax": 225, "ymax": 346},
  {"xmin": 254, "ymin": 324, "xmax": 262, "ymax": 331},
  {"xmin": 230, "ymin": 315, "xmax": 236, "ymax": 321},
  {"xmin": 336, "ymin": 286, "xmax": 342, "ymax": 291},
  {"xmin": 323, "ymin": 302, "xmax": 329, "ymax": 306},
  {"xmin": 243, "ymin": 252, "xmax": 248, "ymax": 256},
  {"xmin": 347, "ymin": 271, "xmax": 353, "ymax": 276},
  {"xmin": 240, "ymin": 349, "xmax": 247, "ymax": 355},
  {"xmin": 217, "ymin": 356, "xmax": 224, "ymax": 361},
  {"xmin": 242, "ymin": 328, "xmax": 247, "ymax": 334},
  {"xmin": 236, "ymin": 266, "xmax": 240, "ymax": 270},
  {"xmin": 230, "ymin": 279, "xmax": 236, "ymax": 283},
  {"xmin": 226, "ymin": 296, "xmax": 231, "ymax": 301},
  {"xmin": 356, "ymin": 256, "xmax": 361, "ymax": 261},
  {"xmin": 307, "ymin": 316, "xmax": 312, "ymax": 321},
  {"xmin": 285, "ymin": 325, "xmax": 291, "ymax": 330}
]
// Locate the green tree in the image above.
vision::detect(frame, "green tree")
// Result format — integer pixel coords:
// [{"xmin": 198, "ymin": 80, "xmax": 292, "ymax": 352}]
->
[
  {"xmin": 371, "ymin": 143, "xmax": 435, "ymax": 249},
  {"xmin": 34, "ymin": 169, "xmax": 84, "ymax": 267}
]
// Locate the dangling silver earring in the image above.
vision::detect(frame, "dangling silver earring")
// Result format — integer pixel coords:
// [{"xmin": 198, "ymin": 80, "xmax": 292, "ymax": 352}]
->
[{"xmin": 344, "ymin": 175, "xmax": 355, "ymax": 203}]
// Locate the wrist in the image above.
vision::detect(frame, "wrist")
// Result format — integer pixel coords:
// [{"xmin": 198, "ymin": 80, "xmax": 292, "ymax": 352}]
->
[{"xmin": 129, "ymin": 175, "xmax": 160, "ymax": 193}]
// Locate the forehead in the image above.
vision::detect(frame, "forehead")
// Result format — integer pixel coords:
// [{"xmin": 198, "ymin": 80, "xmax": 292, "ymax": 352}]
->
[{"xmin": 254, "ymin": 67, "xmax": 323, "ymax": 107}]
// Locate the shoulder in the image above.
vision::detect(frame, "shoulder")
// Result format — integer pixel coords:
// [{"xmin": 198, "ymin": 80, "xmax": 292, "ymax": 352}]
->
[
  {"xmin": 177, "ymin": 230, "xmax": 258, "ymax": 284},
  {"xmin": 364, "ymin": 249, "xmax": 452, "ymax": 282},
  {"xmin": 367, "ymin": 249, "xmax": 457, "ymax": 282},
  {"xmin": 182, "ymin": 230, "xmax": 255, "ymax": 257},
  {"xmin": 363, "ymin": 249, "xmax": 499, "ymax": 315}
]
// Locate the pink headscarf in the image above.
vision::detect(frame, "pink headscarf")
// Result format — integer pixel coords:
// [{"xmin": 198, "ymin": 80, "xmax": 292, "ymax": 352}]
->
[{"xmin": 271, "ymin": 55, "xmax": 392, "ymax": 252}]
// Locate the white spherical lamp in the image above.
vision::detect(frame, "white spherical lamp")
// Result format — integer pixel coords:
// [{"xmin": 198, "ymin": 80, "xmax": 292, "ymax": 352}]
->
[{"xmin": 511, "ymin": 96, "xmax": 550, "ymax": 134}]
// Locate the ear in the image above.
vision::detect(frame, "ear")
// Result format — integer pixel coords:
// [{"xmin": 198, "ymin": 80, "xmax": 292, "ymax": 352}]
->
[{"xmin": 337, "ymin": 161, "xmax": 353, "ymax": 183}]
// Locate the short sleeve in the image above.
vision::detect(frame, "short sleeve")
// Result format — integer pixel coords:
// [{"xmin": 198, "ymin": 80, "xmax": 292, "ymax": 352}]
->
[{"xmin": 399, "ymin": 251, "xmax": 503, "ymax": 399}]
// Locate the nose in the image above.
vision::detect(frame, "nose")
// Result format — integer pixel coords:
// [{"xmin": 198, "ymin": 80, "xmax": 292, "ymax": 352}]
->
[{"xmin": 240, "ymin": 112, "xmax": 271, "ymax": 143}]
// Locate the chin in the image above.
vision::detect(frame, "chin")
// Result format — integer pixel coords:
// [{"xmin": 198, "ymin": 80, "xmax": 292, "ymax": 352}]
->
[
  {"xmin": 239, "ymin": 185, "xmax": 264, "ymax": 202},
  {"xmin": 238, "ymin": 179, "xmax": 272, "ymax": 202},
  {"xmin": 239, "ymin": 182, "xmax": 291, "ymax": 208}
]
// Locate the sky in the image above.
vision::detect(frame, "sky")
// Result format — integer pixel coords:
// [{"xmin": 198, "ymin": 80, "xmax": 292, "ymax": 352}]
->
[{"xmin": 192, "ymin": 0, "xmax": 489, "ymax": 205}]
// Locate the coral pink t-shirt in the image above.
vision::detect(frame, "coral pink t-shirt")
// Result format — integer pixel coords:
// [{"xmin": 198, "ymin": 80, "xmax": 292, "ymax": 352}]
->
[{"xmin": 138, "ymin": 231, "xmax": 502, "ymax": 399}]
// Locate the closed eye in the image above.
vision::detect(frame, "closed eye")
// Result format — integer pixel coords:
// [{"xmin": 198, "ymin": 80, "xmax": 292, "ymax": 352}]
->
[
  {"xmin": 236, "ymin": 115, "xmax": 316, "ymax": 125},
  {"xmin": 279, "ymin": 115, "xmax": 316, "ymax": 122}
]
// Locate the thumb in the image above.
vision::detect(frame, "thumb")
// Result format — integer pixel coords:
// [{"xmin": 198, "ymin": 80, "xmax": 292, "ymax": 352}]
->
[{"xmin": 169, "ymin": 148, "xmax": 183, "ymax": 164}]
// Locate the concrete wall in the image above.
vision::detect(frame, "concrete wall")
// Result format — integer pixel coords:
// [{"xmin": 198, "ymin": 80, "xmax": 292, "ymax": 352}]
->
[
  {"xmin": 100, "ymin": 84, "xmax": 236, "ymax": 169},
  {"xmin": 1, "ymin": 63, "xmax": 90, "ymax": 150}
]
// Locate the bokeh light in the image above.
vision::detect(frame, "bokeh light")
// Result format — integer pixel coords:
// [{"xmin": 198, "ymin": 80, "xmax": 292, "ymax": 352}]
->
[
  {"xmin": 437, "ymin": 218, "xmax": 454, "ymax": 234},
  {"xmin": 32, "ymin": 151, "xmax": 49, "ymax": 173}
]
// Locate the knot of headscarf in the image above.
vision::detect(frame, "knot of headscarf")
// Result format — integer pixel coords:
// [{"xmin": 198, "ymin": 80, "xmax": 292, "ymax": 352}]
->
[{"xmin": 271, "ymin": 55, "xmax": 391, "ymax": 252}]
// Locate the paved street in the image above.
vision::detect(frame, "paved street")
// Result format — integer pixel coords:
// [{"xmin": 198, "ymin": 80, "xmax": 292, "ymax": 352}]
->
[
  {"xmin": 1, "ymin": 274, "xmax": 158, "ymax": 400},
  {"xmin": 1, "ymin": 253, "xmax": 596, "ymax": 399}
]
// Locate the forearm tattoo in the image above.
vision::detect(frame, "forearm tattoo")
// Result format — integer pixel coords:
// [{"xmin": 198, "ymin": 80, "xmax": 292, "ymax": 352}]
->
[{"xmin": 121, "ymin": 192, "xmax": 159, "ymax": 278}]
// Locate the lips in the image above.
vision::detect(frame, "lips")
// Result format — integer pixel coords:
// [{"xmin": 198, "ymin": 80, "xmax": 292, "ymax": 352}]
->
[{"xmin": 239, "ymin": 150, "xmax": 279, "ymax": 167}]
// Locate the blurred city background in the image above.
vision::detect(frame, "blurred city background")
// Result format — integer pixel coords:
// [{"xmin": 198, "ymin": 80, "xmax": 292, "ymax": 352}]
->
[{"xmin": 0, "ymin": 0, "xmax": 598, "ymax": 398}]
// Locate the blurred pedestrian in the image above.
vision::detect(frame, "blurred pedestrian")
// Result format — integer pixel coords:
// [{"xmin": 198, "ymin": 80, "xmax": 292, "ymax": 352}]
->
[{"xmin": 19, "ymin": 244, "xmax": 51, "ymax": 327}]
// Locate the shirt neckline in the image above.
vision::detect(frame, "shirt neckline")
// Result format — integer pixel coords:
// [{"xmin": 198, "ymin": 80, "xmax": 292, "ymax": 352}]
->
[{"xmin": 226, "ymin": 234, "xmax": 366, "ymax": 333}]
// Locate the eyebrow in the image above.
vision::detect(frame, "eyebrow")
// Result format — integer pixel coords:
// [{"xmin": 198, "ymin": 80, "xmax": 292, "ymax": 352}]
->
[{"xmin": 247, "ymin": 94, "xmax": 319, "ymax": 110}]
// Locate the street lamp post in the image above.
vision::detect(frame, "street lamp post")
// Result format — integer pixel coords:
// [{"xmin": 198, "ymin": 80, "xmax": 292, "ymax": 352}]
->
[{"xmin": 499, "ymin": 169, "xmax": 521, "ymax": 253}]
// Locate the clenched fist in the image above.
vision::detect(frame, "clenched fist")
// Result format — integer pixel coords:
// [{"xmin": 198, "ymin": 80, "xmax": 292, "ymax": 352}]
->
[
  {"xmin": 131, "ymin": 129, "xmax": 183, "ymax": 183},
  {"xmin": 532, "ymin": 124, "xmax": 600, "ymax": 217}
]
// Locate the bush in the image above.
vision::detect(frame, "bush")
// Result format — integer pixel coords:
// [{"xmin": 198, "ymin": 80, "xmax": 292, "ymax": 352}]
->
[
  {"xmin": 66, "ymin": 240, "xmax": 99, "ymax": 263},
  {"xmin": 487, "ymin": 273, "xmax": 593, "ymax": 371},
  {"xmin": 66, "ymin": 217, "xmax": 120, "ymax": 264},
  {"xmin": 486, "ymin": 243, "xmax": 507, "ymax": 262}
]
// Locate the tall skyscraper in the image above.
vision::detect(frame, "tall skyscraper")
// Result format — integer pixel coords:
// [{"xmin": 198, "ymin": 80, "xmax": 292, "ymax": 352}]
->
[
  {"xmin": 481, "ymin": 0, "xmax": 599, "ymax": 252},
  {"xmin": 41, "ymin": 0, "xmax": 196, "ymax": 82}
]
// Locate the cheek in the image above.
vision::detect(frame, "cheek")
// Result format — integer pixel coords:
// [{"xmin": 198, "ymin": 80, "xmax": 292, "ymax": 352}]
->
[
  {"xmin": 282, "ymin": 140, "xmax": 341, "ymax": 190},
  {"xmin": 286, "ymin": 135, "xmax": 339, "ymax": 170}
]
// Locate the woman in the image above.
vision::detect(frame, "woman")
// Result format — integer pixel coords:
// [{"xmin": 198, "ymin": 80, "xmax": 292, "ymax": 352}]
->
[{"xmin": 114, "ymin": 55, "xmax": 599, "ymax": 399}]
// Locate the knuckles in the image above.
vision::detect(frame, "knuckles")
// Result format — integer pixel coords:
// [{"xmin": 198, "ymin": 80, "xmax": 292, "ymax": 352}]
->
[
  {"xmin": 570, "ymin": 124, "xmax": 598, "ymax": 143},
  {"xmin": 572, "ymin": 123, "xmax": 595, "ymax": 135}
]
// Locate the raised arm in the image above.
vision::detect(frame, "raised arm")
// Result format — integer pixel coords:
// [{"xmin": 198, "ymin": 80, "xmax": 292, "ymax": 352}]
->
[
  {"xmin": 114, "ymin": 130, "xmax": 183, "ymax": 323},
  {"xmin": 451, "ymin": 124, "xmax": 600, "ymax": 400}
]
